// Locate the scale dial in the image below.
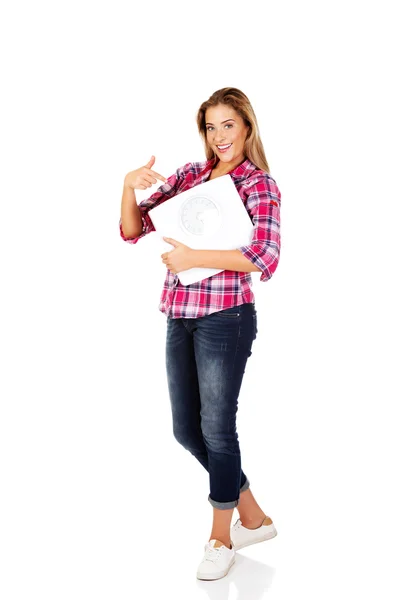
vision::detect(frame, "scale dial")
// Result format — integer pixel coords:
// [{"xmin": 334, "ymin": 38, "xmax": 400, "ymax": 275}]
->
[{"xmin": 180, "ymin": 195, "xmax": 221, "ymax": 236}]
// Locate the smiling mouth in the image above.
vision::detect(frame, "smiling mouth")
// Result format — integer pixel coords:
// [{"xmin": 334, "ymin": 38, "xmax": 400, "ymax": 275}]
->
[{"xmin": 217, "ymin": 143, "xmax": 232, "ymax": 151}]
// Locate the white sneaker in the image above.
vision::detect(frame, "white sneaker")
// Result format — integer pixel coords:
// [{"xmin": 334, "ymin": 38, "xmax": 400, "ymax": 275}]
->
[
  {"xmin": 196, "ymin": 539, "xmax": 235, "ymax": 580},
  {"xmin": 231, "ymin": 517, "xmax": 277, "ymax": 550}
]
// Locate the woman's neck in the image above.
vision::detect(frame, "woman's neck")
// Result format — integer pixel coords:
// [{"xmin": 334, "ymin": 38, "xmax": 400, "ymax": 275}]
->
[{"xmin": 212, "ymin": 155, "xmax": 245, "ymax": 175}]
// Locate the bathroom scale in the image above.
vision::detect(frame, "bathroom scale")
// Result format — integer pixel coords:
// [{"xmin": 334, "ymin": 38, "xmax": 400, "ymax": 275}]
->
[{"xmin": 149, "ymin": 174, "xmax": 254, "ymax": 286}]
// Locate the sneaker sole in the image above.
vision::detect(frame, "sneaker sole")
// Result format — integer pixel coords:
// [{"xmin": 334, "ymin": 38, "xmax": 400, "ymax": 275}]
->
[
  {"xmin": 196, "ymin": 555, "xmax": 236, "ymax": 581},
  {"xmin": 232, "ymin": 527, "xmax": 278, "ymax": 551}
]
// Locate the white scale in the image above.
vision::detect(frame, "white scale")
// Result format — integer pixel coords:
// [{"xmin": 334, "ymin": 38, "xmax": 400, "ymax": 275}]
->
[{"xmin": 149, "ymin": 174, "xmax": 254, "ymax": 286}]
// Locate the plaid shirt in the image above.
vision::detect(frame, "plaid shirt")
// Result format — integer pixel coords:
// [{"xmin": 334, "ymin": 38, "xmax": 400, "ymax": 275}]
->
[{"xmin": 119, "ymin": 157, "xmax": 281, "ymax": 319}]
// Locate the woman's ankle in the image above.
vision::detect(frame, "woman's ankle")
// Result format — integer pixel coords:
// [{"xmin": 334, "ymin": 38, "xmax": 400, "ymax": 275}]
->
[
  {"xmin": 238, "ymin": 513, "xmax": 268, "ymax": 529},
  {"xmin": 209, "ymin": 536, "xmax": 232, "ymax": 549}
]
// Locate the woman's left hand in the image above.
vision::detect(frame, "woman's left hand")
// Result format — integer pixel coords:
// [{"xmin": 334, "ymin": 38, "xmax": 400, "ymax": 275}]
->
[{"xmin": 161, "ymin": 237, "xmax": 196, "ymax": 274}]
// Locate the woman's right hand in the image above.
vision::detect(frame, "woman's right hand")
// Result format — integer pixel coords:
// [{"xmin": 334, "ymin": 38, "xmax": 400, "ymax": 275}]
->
[{"xmin": 124, "ymin": 156, "xmax": 167, "ymax": 190}]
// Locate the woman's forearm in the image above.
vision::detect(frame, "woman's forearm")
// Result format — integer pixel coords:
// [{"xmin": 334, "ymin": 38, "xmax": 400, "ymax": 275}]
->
[
  {"xmin": 120, "ymin": 183, "xmax": 143, "ymax": 239},
  {"xmin": 193, "ymin": 249, "xmax": 261, "ymax": 273}
]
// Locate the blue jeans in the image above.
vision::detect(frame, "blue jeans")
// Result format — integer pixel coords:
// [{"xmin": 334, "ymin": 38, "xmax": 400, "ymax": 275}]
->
[{"xmin": 165, "ymin": 302, "xmax": 257, "ymax": 509}]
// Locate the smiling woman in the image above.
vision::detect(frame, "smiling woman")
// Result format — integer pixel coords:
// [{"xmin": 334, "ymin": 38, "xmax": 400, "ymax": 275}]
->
[
  {"xmin": 197, "ymin": 87, "xmax": 271, "ymax": 180},
  {"xmin": 205, "ymin": 106, "xmax": 249, "ymax": 175},
  {"xmin": 119, "ymin": 87, "xmax": 281, "ymax": 581}
]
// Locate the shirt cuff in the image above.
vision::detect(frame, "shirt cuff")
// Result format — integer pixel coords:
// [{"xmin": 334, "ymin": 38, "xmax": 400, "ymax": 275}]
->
[
  {"xmin": 119, "ymin": 213, "xmax": 151, "ymax": 244},
  {"xmin": 238, "ymin": 244, "xmax": 277, "ymax": 282}
]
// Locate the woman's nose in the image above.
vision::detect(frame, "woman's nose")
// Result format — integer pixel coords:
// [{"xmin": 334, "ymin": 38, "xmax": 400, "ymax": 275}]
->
[{"xmin": 214, "ymin": 129, "xmax": 227, "ymax": 142}]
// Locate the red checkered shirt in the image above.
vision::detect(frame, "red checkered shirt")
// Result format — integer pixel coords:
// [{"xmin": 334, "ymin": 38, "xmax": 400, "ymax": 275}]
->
[{"xmin": 119, "ymin": 157, "xmax": 281, "ymax": 319}]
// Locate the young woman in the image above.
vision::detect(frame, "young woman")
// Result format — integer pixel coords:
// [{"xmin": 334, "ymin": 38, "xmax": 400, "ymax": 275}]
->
[{"xmin": 119, "ymin": 87, "xmax": 281, "ymax": 581}]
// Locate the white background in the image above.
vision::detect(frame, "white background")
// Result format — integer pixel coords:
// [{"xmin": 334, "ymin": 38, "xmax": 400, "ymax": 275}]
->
[{"xmin": 1, "ymin": 1, "xmax": 399, "ymax": 599}]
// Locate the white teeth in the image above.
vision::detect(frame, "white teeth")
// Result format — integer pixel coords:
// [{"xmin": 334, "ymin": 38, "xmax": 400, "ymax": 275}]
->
[{"xmin": 217, "ymin": 144, "xmax": 232, "ymax": 149}]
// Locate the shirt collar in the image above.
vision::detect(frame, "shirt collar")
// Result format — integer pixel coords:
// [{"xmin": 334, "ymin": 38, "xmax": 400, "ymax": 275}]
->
[{"xmin": 197, "ymin": 156, "xmax": 258, "ymax": 185}]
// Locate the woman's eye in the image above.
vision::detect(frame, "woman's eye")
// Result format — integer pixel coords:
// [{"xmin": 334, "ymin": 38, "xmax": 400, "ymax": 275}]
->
[{"xmin": 207, "ymin": 124, "xmax": 232, "ymax": 131}]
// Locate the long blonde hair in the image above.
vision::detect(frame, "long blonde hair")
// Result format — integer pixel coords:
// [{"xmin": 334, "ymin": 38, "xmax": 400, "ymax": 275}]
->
[{"xmin": 196, "ymin": 87, "xmax": 270, "ymax": 174}]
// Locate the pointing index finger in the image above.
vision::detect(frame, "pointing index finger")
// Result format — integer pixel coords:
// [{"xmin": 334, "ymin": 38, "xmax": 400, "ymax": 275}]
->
[{"xmin": 146, "ymin": 168, "xmax": 167, "ymax": 183}]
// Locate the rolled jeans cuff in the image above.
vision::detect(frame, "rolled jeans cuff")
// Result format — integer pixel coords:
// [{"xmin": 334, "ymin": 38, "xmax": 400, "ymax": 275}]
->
[
  {"xmin": 208, "ymin": 496, "xmax": 238, "ymax": 509},
  {"xmin": 207, "ymin": 478, "xmax": 251, "ymax": 510},
  {"xmin": 240, "ymin": 478, "xmax": 250, "ymax": 494}
]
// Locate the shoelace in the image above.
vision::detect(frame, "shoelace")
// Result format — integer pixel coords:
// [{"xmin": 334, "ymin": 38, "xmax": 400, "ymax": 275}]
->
[
  {"xmin": 232, "ymin": 518, "xmax": 242, "ymax": 531},
  {"xmin": 203, "ymin": 544, "xmax": 223, "ymax": 563}
]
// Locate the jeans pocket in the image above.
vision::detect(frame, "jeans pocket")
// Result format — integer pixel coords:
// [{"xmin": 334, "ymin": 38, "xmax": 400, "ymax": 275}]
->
[{"xmin": 214, "ymin": 307, "xmax": 241, "ymax": 318}]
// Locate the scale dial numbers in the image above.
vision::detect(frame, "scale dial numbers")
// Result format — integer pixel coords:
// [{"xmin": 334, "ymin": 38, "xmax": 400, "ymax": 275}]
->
[{"xmin": 180, "ymin": 196, "xmax": 220, "ymax": 236}]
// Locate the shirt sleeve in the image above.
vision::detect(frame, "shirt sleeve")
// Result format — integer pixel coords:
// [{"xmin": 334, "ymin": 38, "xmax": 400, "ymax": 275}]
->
[
  {"xmin": 119, "ymin": 162, "xmax": 190, "ymax": 244},
  {"xmin": 238, "ymin": 176, "xmax": 281, "ymax": 282}
]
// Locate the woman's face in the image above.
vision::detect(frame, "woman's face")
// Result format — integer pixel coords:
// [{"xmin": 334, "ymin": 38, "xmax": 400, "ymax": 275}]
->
[{"xmin": 205, "ymin": 104, "xmax": 249, "ymax": 165}]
